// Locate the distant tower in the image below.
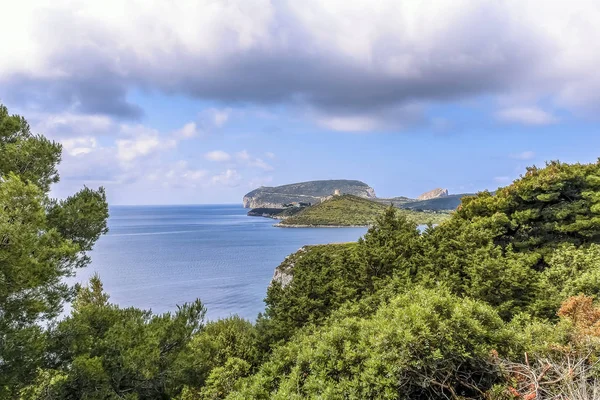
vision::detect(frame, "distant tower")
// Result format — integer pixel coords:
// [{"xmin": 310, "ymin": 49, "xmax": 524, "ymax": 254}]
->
[{"xmin": 333, "ymin": 189, "xmax": 341, "ymax": 196}]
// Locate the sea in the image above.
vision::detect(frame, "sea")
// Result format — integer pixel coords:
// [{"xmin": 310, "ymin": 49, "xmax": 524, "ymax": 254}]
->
[{"xmin": 73, "ymin": 205, "xmax": 368, "ymax": 321}]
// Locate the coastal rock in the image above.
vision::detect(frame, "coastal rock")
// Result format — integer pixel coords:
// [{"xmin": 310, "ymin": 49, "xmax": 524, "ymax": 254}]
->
[
  {"xmin": 417, "ymin": 188, "xmax": 449, "ymax": 201},
  {"xmin": 271, "ymin": 264, "xmax": 293, "ymax": 288},
  {"xmin": 270, "ymin": 246, "xmax": 308, "ymax": 288},
  {"xmin": 242, "ymin": 197, "xmax": 282, "ymax": 209}
]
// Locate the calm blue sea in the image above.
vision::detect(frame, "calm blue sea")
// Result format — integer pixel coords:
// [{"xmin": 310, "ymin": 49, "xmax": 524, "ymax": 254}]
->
[{"xmin": 74, "ymin": 205, "xmax": 367, "ymax": 321}]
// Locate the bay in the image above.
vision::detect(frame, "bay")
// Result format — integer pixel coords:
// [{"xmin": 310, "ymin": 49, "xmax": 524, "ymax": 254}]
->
[{"xmin": 74, "ymin": 205, "xmax": 367, "ymax": 321}]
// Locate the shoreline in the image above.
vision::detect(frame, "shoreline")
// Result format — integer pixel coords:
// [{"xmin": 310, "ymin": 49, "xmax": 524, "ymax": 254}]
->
[{"xmin": 274, "ymin": 223, "xmax": 370, "ymax": 228}]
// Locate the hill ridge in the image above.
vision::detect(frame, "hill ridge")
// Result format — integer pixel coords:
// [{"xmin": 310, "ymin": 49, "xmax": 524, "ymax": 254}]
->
[{"xmin": 243, "ymin": 179, "xmax": 375, "ymax": 208}]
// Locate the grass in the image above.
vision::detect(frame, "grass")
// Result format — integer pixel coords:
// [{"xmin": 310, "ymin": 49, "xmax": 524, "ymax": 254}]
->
[{"xmin": 279, "ymin": 194, "xmax": 450, "ymax": 226}]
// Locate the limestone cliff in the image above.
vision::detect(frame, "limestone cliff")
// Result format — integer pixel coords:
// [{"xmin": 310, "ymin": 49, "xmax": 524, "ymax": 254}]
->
[
  {"xmin": 417, "ymin": 188, "xmax": 449, "ymax": 201},
  {"xmin": 270, "ymin": 246, "xmax": 308, "ymax": 289}
]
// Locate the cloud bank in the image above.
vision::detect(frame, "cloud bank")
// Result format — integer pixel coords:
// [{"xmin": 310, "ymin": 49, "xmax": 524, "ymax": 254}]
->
[{"xmin": 2, "ymin": 0, "xmax": 599, "ymax": 131}]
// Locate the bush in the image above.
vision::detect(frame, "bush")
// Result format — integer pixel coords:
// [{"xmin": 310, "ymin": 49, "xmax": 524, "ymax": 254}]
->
[{"xmin": 231, "ymin": 287, "xmax": 522, "ymax": 399}]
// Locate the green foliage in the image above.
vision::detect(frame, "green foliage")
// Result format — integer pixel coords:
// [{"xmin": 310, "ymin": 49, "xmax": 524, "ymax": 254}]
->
[
  {"xmin": 416, "ymin": 219, "xmax": 542, "ymax": 320},
  {"xmin": 247, "ymin": 207, "xmax": 304, "ymax": 218},
  {"xmin": 23, "ymin": 277, "xmax": 207, "ymax": 399},
  {"xmin": 356, "ymin": 206, "xmax": 422, "ymax": 291},
  {"xmin": 279, "ymin": 194, "xmax": 450, "ymax": 226},
  {"xmin": 181, "ymin": 358, "xmax": 251, "ymax": 400},
  {"xmin": 532, "ymin": 243, "xmax": 600, "ymax": 317},
  {"xmin": 456, "ymin": 160, "xmax": 600, "ymax": 257},
  {"xmin": 230, "ymin": 287, "xmax": 522, "ymax": 399},
  {"xmin": 47, "ymin": 186, "xmax": 109, "ymax": 253},
  {"xmin": 257, "ymin": 243, "xmax": 362, "ymax": 346},
  {"xmin": 175, "ymin": 316, "xmax": 260, "ymax": 389},
  {"xmin": 0, "ymin": 104, "xmax": 109, "ymax": 397},
  {"xmin": 0, "ymin": 105, "xmax": 62, "ymax": 192}
]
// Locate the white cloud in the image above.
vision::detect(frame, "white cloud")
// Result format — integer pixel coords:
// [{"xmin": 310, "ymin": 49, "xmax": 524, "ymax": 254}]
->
[
  {"xmin": 495, "ymin": 107, "xmax": 559, "ymax": 126},
  {"xmin": 149, "ymin": 161, "xmax": 209, "ymax": 188},
  {"xmin": 40, "ymin": 114, "xmax": 271, "ymax": 202},
  {"xmin": 248, "ymin": 158, "xmax": 273, "ymax": 171},
  {"xmin": 205, "ymin": 150, "xmax": 231, "ymax": 162},
  {"xmin": 30, "ymin": 112, "xmax": 115, "ymax": 138},
  {"xmin": 173, "ymin": 122, "xmax": 199, "ymax": 139},
  {"xmin": 116, "ymin": 134, "xmax": 163, "ymax": 163},
  {"xmin": 211, "ymin": 108, "xmax": 231, "ymax": 127},
  {"xmin": 235, "ymin": 150, "xmax": 251, "ymax": 161},
  {"xmin": 61, "ymin": 136, "xmax": 98, "ymax": 156},
  {"xmin": 211, "ymin": 169, "xmax": 242, "ymax": 187},
  {"xmin": 184, "ymin": 169, "xmax": 208, "ymax": 181},
  {"xmin": 313, "ymin": 104, "xmax": 424, "ymax": 132},
  {"xmin": 247, "ymin": 176, "xmax": 273, "ymax": 188},
  {"xmin": 115, "ymin": 121, "xmax": 200, "ymax": 163},
  {"xmin": 317, "ymin": 115, "xmax": 380, "ymax": 132},
  {"xmin": 265, "ymin": 152, "xmax": 275, "ymax": 159},
  {"xmin": 234, "ymin": 150, "xmax": 273, "ymax": 171},
  {"xmin": 510, "ymin": 151, "xmax": 535, "ymax": 160}
]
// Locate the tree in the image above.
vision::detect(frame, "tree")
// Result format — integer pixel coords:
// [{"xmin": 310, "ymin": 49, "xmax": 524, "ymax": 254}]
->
[
  {"xmin": 0, "ymin": 104, "xmax": 109, "ymax": 396},
  {"xmin": 22, "ymin": 277, "xmax": 207, "ymax": 399},
  {"xmin": 455, "ymin": 160, "xmax": 600, "ymax": 259},
  {"xmin": 0, "ymin": 105, "xmax": 61, "ymax": 193},
  {"xmin": 257, "ymin": 244, "xmax": 363, "ymax": 346},
  {"xmin": 356, "ymin": 206, "xmax": 422, "ymax": 291},
  {"xmin": 175, "ymin": 315, "xmax": 260, "ymax": 390},
  {"xmin": 532, "ymin": 243, "xmax": 600, "ymax": 317}
]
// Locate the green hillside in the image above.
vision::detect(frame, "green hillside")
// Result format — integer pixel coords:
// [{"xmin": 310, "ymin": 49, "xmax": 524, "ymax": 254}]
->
[{"xmin": 278, "ymin": 194, "xmax": 450, "ymax": 226}]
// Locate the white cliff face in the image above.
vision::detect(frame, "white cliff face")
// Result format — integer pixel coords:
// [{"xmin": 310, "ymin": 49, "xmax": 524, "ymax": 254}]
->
[
  {"xmin": 270, "ymin": 246, "xmax": 308, "ymax": 289},
  {"xmin": 242, "ymin": 196, "xmax": 252, "ymax": 208},
  {"xmin": 271, "ymin": 265, "xmax": 294, "ymax": 288},
  {"xmin": 242, "ymin": 197, "xmax": 285, "ymax": 209},
  {"xmin": 417, "ymin": 188, "xmax": 448, "ymax": 201}
]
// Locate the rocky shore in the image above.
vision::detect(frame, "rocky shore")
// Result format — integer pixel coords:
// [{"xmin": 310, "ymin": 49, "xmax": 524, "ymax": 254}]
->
[{"xmin": 274, "ymin": 223, "xmax": 370, "ymax": 228}]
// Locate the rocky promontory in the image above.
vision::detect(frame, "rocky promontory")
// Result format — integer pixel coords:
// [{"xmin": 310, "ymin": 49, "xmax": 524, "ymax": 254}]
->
[{"xmin": 242, "ymin": 180, "xmax": 376, "ymax": 209}]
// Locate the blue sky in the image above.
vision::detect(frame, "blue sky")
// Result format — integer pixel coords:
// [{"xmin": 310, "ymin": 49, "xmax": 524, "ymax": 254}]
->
[{"xmin": 1, "ymin": 1, "xmax": 599, "ymax": 204}]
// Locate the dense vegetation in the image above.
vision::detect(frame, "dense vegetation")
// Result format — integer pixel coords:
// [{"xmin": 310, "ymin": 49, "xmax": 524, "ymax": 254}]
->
[
  {"xmin": 4, "ymin": 103, "xmax": 600, "ymax": 399},
  {"xmin": 278, "ymin": 194, "xmax": 450, "ymax": 226}
]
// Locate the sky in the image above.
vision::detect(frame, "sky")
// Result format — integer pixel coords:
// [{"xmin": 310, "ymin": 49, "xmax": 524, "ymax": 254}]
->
[{"xmin": 1, "ymin": 0, "xmax": 600, "ymax": 205}]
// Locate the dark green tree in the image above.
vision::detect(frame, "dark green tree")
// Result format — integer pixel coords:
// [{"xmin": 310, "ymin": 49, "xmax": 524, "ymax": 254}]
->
[
  {"xmin": 356, "ymin": 206, "xmax": 422, "ymax": 291},
  {"xmin": 23, "ymin": 277, "xmax": 207, "ymax": 399},
  {"xmin": 257, "ymin": 244, "xmax": 363, "ymax": 347},
  {"xmin": 455, "ymin": 160, "xmax": 600, "ymax": 258},
  {"xmin": 0, "ymin": 104, "xmax": 109, "ymax": 396},
  {"xmin": 175, "ymin": 316, "xmax": 260, "ymax": 395},
  {"xmin": 0, "ymin": 105, "xmax": 61, "ymax": 192}
]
